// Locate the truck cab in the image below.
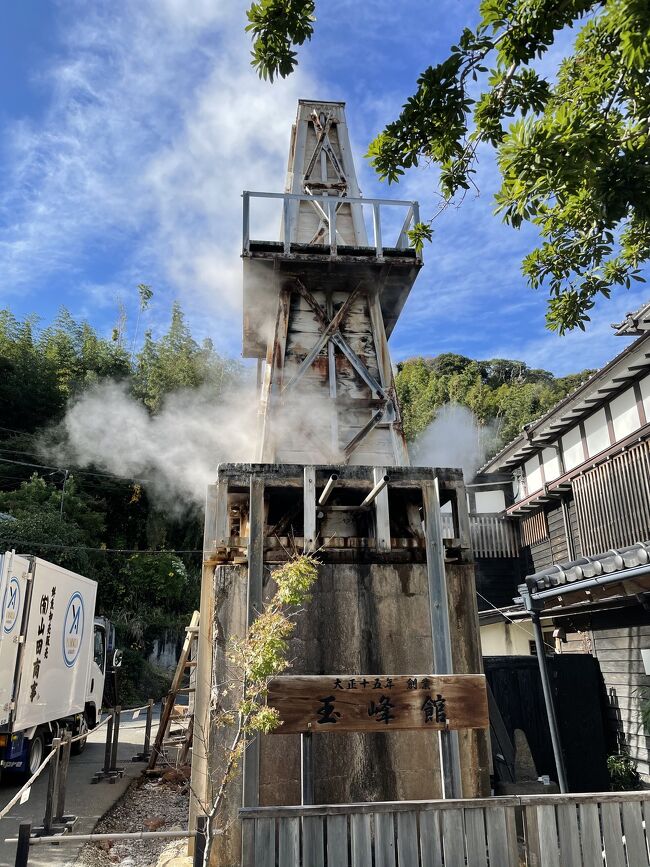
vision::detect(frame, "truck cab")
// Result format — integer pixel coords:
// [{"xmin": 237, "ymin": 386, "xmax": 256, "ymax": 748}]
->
[{"xmin": 86, "ymin": 616, "xmax": 119, "ymax": 727}]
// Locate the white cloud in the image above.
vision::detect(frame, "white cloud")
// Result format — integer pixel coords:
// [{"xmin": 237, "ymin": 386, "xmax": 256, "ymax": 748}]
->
[{"xmin": 0, "ymin": 1, "xmax": 317, "ymax": 350}]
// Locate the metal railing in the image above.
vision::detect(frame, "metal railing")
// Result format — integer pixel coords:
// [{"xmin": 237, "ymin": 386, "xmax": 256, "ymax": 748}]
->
[
  {"xmin": 242, "ymin": 190, "xmax": 421, "ymax": 258},
  {"xmin": 1, "ymin": 699, "xmax": 184, "ymax": 867}
]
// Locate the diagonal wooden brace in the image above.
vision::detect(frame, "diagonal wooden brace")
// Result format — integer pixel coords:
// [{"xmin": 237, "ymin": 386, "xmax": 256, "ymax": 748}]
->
[
  {"xmin": 293, "ymin": 279, "xmax": 391, "ymax": 405},
  {"xmin": 282, "ymin": 284, "xmax": 363, "ymax": 394}
]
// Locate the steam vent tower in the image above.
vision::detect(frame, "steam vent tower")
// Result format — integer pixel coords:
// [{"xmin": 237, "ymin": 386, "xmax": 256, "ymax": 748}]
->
[{"xmin": 191, "ymin": 101, "xmax": 489, "ymax": 864}]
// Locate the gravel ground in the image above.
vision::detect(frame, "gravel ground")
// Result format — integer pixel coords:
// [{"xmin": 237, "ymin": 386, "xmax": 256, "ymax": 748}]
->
[{"xmin": 72, "ymin": 771, "xmax": 190, "ymax": 867}]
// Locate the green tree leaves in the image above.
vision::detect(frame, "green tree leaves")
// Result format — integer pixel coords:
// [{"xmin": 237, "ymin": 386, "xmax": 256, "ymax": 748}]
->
[
  {"xmin": 396, "ymin": 353, "xmax": 594, "ymax": 448},
  {"xmin": 246, "ymin": 0, "xmax": 650, "ymax": 332},
  {"xmin": 246, "ymin": 0, "xmax": 315, "ymax": 81}
]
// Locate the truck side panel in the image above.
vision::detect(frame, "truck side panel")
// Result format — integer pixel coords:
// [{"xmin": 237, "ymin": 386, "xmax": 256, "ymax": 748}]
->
[
  {"xmin": 12, "ymin": 558, "xmax": 97, "ymax": 733},
  {"xmin": 0, "ymin": 554, "xmax": 31, "ymax": 728}
]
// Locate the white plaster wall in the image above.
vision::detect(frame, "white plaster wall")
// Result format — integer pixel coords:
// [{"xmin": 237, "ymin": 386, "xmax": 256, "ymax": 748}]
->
[
  {"xmin": 524, "ymin": 457, "xmax": 543, "ymax": 495},
  {"xmin": 639, "ymin": 374, "xmax": 650, "ymax": 424},
  {"xmin": 541, "ymin": 447, "xmax": 561, "ymax": 482},
  {"xmin": 610, "ymin": 387, "xmax": 640, "ymax": 441},
  {"xmin": 561, "ymin": 425, "xmax": 585, "ymax": 471},
  {"xmin": 584, "ymin": 408, "xmax": 610, "ymax": 457},
  {"xmin": 480, "ymin": 621, "xmax": 534, "ymax": 656},
  {"xmin": 474, "ymin": 490, "xmax": 506, "ymax": 513}
]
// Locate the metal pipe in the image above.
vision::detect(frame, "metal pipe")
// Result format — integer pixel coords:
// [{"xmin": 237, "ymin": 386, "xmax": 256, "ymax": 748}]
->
[
  {"xmin": 301, "ymin": 732, "xmax": 314, "ymax": 806},
  {"xmin": 318, "ymin": 474, "xmax": 339, "ymax": 506},
  {"xmin": 530, "ymin": 608, "xmax": 568, "ymax": 793},
  {"xmin": 7, "ymin": 830, "xmax": 204, "ymax": 846},
  {"xmin": 360, "ymin": 475, "xmax": 389, "ymax": 509},
  {"xmin": 522, "ymin": 560, "xmax": 650, "ymax": 603},
  {"xmin": 244, "ymin": 189, "xmax": 417, "ymax": 207}
]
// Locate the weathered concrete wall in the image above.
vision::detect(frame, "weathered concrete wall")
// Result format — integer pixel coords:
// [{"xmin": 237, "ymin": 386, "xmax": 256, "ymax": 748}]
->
[
  {"xmin": 206, "ymin": 564, "xmax": 247, "ymax": 867},
  {"xmin": 259, "ymin": 563, "xmax": 441, "ymax": 806},
  {"xmin": 208, "ymin": 560, "xmax": 489, "ymax": 866}
]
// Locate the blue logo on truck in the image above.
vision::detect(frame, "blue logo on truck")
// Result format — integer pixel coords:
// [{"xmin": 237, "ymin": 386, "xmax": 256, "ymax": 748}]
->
[
  {"xmin": 2, "ymin": 577, "xmax": 20, "ymax": 634},
  {"xmin": 62, "ymin": 591, "xmax": 84, "ymax": 667}
]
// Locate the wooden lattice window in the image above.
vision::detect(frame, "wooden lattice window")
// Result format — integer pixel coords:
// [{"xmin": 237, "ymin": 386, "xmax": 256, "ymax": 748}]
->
[{"xmin": 521, "ymin": 510, "xmax": 549, "ymax": 547}]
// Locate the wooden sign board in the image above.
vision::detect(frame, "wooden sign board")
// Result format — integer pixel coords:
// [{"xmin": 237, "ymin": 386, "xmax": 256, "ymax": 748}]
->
[{"xmin": 267, "ymin": 674, "xmax": 488, "ymax": 734}]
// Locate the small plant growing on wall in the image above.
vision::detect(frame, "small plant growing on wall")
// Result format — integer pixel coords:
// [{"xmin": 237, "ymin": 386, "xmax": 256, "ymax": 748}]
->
[{"xmin": 201, "ymin": 553, "xmax": 319, "ymax": 865}]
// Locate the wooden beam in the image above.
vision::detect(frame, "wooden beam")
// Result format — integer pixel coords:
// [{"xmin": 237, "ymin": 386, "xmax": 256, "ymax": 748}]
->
[
  {"xmin": 422, "ymin": 480, "xmax": 462, "ymax": 798},
  {"xmin": 368, "ymin": 289, "xmax": 410, "ymax": 466},
  {"xmin": 258, "ymin": 287, "xmax": 292, "ymax": 462},
  {"xmin": 243, "ymin": 477, "xmax": 265, "ymax": 808},
  {"xmin": 373, "ymin": 466, "xmax": 391, "ymax": 552},
  {"xmin": 303, "ymin": 466, "xmax": 316, "ymax": 553}
]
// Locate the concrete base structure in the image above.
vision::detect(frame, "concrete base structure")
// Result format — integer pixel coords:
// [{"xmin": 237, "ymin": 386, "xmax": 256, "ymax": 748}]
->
[{"xmin": 202, "ymin": 558, "xmax": 489, "ymax": 866}]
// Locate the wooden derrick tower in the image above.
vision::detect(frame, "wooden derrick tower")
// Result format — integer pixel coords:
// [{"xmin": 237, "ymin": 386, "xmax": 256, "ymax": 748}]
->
[
  {"xmin": 191, "ymin": 100, "xmax": 489, "ymax": 866},
  {"xmin": 242, "ymin": 100, "xmax": 420, "ymax": 467}
]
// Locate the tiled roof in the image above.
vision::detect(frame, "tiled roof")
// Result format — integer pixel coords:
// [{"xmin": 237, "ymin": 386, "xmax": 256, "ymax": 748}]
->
[
  {"xmin": 612, "ymin": 300, "xmax": 650, "ymax": 336},
  {"xmin": 524, "ymin": 541, "xmax": 650, "ymax": 593}
]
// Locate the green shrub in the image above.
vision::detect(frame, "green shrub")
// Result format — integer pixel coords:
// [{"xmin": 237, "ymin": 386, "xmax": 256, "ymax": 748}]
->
[{"xmin": 607, "ymin": 751, "xmax": 642, "ymax": 791}]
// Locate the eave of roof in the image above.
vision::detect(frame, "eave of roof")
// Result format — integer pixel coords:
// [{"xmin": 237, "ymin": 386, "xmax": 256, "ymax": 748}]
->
[
  {"xmin": 613, "ymin": 300, "xmax": 650, "ymax": 336},
  {"xmin": 480, "ymin": 330, "xmax": 650, "ymax": 473},
  {"xmin": 517, "ymin": 541, "xmax": 650, "ymax": 611}
]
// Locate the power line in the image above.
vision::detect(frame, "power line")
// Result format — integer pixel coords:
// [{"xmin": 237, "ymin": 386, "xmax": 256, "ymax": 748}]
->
[
  {"xmin": 0, "ymin": 456, "xmax": 150, "ymax": 484},
  {"xmin": 0, "ymin": 538, "xmax": 202, "ymax": 555},
  {"xmin": 476, "ymin": 590, "xmax": 555, "ymax": 652}
]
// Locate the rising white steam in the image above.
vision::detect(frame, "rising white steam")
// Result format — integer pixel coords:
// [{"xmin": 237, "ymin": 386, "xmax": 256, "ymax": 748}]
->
[
  {"xmin": 42, "ymin": 381, "xmax": 257, "ymax": 511},
  {"xmin": 43, "ymin": 378, "xmax": 345, "ymax": 511},
  {"xmin": 411, "ymin": 404, "xmax": 497, "ymax": 480}
]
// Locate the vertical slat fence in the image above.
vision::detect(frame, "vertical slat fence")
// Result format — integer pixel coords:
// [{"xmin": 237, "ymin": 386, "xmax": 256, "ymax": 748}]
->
[{"xmin": 240, "ymin": 792, "xmax": 650, "ymax": 866}]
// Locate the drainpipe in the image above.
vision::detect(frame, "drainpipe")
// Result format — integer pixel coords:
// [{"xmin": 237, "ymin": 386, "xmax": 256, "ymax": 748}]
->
[{"xmin": 520, "ymin": 580, "xmax": 569, "ymax": 794}]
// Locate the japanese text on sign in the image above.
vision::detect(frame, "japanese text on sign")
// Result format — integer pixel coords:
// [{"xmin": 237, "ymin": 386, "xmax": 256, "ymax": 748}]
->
[{"xmin": 266, "ymin": 674, "xmax": 488, "ymax": 734}]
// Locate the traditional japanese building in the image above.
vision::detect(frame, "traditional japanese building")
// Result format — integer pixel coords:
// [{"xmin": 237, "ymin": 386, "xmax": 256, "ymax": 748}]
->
[{"xmin": 479, "ymin": 301, "xmax": 650, "ymax": 784}]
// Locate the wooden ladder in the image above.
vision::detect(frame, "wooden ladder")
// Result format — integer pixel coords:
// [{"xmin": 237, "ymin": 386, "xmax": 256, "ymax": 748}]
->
[{"xmin": 147, "ymin": 610, "xmax": 199, "ymax": 771}]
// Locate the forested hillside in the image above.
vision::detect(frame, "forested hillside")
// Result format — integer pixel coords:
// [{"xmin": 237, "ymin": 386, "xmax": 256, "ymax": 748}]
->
[
  {"xmin": 0, "ymin": 301, "xmax": 240, "ymax": 701},
  {"xmin": 0, "ymin": 302, "xmax": 591, "ymax": 699},
  {"xmin": 396, "ymin": 354, "xmax": 593, "ymax": 449}
]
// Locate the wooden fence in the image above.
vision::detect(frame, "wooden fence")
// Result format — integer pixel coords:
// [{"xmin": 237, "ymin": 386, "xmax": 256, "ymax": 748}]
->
[
  {"xmin": 240, "ymin": 791, "xmax": 650, "ymax": 866},
  {"xmin": 440, "ymin": 514, "xmax": 519, "ymax": 559}
]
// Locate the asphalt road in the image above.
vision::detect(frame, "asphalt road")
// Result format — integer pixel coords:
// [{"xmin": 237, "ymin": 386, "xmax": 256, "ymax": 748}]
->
[{"xmin": 0, "ymin": 709, "xmax": 160, "ymax": 867}]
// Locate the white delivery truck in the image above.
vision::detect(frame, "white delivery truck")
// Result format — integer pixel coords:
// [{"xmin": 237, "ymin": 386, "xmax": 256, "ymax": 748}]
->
[{"xmin": 0, "ymin": 551, "xmax": 118, "ymax": 778}]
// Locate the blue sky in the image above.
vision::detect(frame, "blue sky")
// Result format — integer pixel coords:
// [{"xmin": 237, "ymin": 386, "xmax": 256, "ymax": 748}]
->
[{"xmin": 0, "ymin": 0, "xmax": 647, "ymax": 376}]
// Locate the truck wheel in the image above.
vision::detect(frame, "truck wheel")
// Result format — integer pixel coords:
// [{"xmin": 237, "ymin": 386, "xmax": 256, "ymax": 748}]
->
[
  {"xmin": 26, "ymin": 731, "xmax": 45, "ymax": 778},
  {"xmin": 71, "ymin": 714, "xmax": 89, "ymax": 755}
]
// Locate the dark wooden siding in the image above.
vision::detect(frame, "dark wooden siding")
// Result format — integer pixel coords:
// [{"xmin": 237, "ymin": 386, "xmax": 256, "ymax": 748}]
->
[
  {"xmin": 474, "ymin": 558, "xmax": 524, "ymax": 610},
  {"xmin": 591, "ymin": 616, "xmax": 650, "ymax": 779},
  {"xmin": 567, "ymin": 497, "xmax": 582, "ymax": 557},
  {"xmin": 521, "ymin": 497, "xmax": 581, "ymax": 573},
  {"xmin": 484, "ymin": 654, "xmax": 610, "ymax": 792},
  {"xmin": 573, "ymin": 439, "xmax": 650, "ymax": 555},
  {"xmin": 547, "ymin": 502, "xmax": 570, "ymax": 563}
]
